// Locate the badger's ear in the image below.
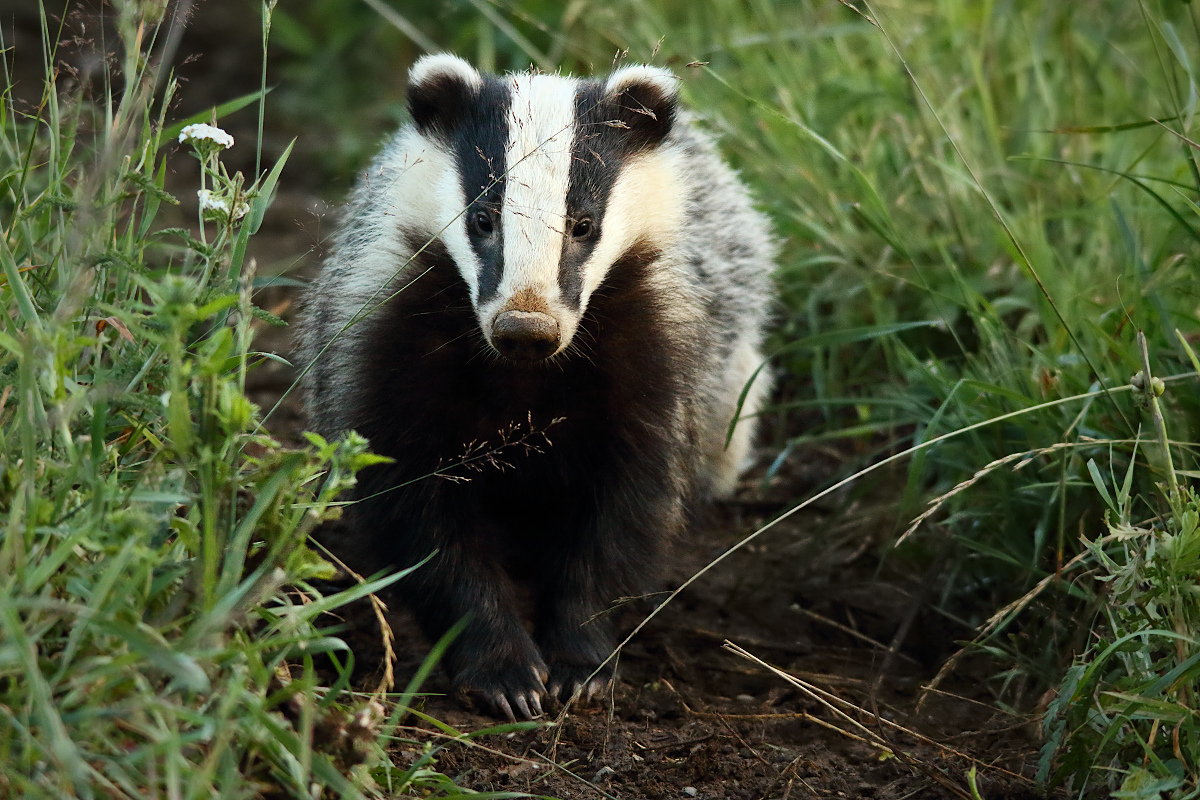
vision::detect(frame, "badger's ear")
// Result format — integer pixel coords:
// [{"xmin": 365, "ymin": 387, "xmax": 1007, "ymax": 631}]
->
[
  {"xmin": 407, "ymin": 54, "xmax": 483, "ymax": 136},
  {"xmin": 604, "ymin": 65, "xmax": 680, "ymax": 149}
]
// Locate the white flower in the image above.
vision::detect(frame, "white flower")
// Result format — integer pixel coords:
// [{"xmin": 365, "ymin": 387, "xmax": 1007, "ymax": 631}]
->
[
  {"xmin": 178, "ymin": 123, "xmax": 234, "ymax": 150},
  {"xmin": 197, "ymin": 189, "xmax": 229, "ymax": 215},
  {"xmin": 197, "ymin": 190, "xmax": 249, "ymax": 221}
]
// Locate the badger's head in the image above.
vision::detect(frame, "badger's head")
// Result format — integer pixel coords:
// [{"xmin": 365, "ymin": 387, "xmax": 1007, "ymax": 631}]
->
[{"xmin": 404, "ymin": 54, "xmax": 684, "ymax": 362}]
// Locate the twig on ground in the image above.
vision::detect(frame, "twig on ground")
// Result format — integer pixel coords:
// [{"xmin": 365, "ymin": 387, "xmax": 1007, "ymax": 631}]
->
[
  {"xmin": 392, "ymin": 724, "xmax": 545, "ymax": 769},
  {"xmin": 529, "ymin": 750, "xmax": 626, "ymax": 800},
  {"xmin": 724, "ymin": 641, "xmax": 1036, "ymax": 787},
  {"xmin": 634, "ymin": 734, "xmax": 713, "ymax": 752},
  {"xmin": 789, "ymin": 608, "xmax": 918, "ymax": 665}
]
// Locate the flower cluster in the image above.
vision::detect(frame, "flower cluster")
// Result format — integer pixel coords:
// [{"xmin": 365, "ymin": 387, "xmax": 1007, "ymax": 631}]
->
[
  {"xmin": 178, "ymin": 122, "xmax": 251, "ymax": 227},
  {"xmin": 178, "ymin": 123, "xmax": 235, "ymax": 151},
  {"xmin": 197, "ymin": 189, "xmax": 249, "ymax": 222}
]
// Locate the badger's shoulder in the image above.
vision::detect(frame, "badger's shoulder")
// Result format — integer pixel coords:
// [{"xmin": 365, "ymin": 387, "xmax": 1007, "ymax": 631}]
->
[
  {"xmin": 636, "ymin": 113, "xmax": 776, "ymax": 350},
  {"xmin": 664, "ymin": 115, "xmax": 776, "ymax": 270}
]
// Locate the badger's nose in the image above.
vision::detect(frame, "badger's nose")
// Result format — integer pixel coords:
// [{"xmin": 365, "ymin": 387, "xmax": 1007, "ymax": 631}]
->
[{"xmin": 491, "ymin": 311, "xmax": 561, "ymax": 361}]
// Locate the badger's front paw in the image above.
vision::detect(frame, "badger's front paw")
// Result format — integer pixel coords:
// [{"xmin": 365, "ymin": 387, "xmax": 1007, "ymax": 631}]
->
[
  {"xmin": 452, "ymin": 646, "xmax": 549, "ymax": 721},
  {"xmin": 537, "ymin": 622, "xmax": 616, "ymax": 706},
  {"xmin": 546, "ymin": 660, "xmax": 613, "ymax": 705}
]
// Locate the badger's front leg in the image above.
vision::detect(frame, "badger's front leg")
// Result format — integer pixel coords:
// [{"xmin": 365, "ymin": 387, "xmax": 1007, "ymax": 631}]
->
[
  {"xmin": 535, "ymin": 518, "xmax": 661, "ymax": 705},
  {"xmin": 401, "ymin": 538, "xmax": 549, "ymax": 720},
  {"xmin": 535, "ymin": 556, "xmax": 617, "ymax": 704}
]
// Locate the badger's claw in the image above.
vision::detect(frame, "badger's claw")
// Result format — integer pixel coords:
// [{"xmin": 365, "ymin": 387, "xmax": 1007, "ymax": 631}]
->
[
  {"xmin": 458, "ymin": 657, "xmax": 548, "ymax": 721},
  {"xmin": 495, "ymin": 694, "xmax": 515, "ymax": 721},
  {"xmin": 487, "ymin": 682, "xmax": 545, "ymax": 721}
]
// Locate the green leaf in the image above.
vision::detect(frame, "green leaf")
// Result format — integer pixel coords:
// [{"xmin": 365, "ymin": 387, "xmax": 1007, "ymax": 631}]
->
[
  {"xmin": 1177, "ymin": 329, "xmax": 1200, "ymax": 375},
  {"xmin": 1045, "ymin": 115, "xmax": 1180, "ymax": 134},
  {"xmin": 1, "ymin": 244, "xmax": 42, "ymax": 331},
  {"xmin": 1118, "ymin": 434, "xmax": 1140, "ymax": 521},
  {"xmin": 1087, "ymin": 458, "xmax": 1117, "ymax": 514},
  {"xmin": 0, "ymin": 330, "xmax": 20, "ymax": 355},
  {"xmin": 123, "ymin": 169, "xmax": 179, "ymax": 206},
  {"xmin": 158, "ymin": 90, "xmax": 270, "ymax": 146},
  {"xmin": 138, "ymin": 157, "xmax": 172, "ymax": 239},
  {"xmin": 251, "ymin": 304, "xmax": 288, "ymax": 326},
  {"xmin": 92, "ymin": 620, "xmax": 210, "ymax": 693},
  {"xmin": 219, "ymin": 452, "xmax": 306, "ymax": 596},
  {"xmin": 249, "ymin": 138, "xmax": 294, "ymax": 235},
  {"xmin": 152, "ymin": 227, "xmax": 214, "ymax": 257},
  {"xmin": 230, "ymin": 139, "xmax": 295, "ymax": 280},
  {"xmin": 195, "ymin": 293, "xmax": 239, "ymax": 319},
  {"xmin": 251, "ymin": 350, "xmax": 293, "ymax": 367}
]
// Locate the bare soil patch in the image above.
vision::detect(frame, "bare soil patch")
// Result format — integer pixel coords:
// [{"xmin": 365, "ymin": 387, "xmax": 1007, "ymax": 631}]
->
[{"xmin": 310, "ymin": 478, "xmax": 1046, "ymax": 800}]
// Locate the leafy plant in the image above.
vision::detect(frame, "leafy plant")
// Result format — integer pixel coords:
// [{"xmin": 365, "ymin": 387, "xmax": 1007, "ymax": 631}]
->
[
  {"xmin": 0, "ymin": 2, "xmax": 517, "ymax": 797},
  {"xmin": 1040, "ymin": 335, "xmax": 1200, "ymax": 797}
]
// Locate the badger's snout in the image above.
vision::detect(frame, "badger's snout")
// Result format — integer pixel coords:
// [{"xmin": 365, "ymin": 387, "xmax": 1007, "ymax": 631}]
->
[{"xmin": 491, "ymin": 310, "xmax": 561, "ymax": 361}]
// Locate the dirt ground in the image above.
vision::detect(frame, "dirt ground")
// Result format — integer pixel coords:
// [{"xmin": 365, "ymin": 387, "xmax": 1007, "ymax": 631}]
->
[
  {"xmin": 15, "ymin": 5, "xmax": 1052, "ymax": 797},
  {"xmin": 329, "ymin": 500, "xmax": 1049, "ymax": 800},
  {"xmin": 282, "ymin": 436, "xmax": 1049, "ymax": 800}
]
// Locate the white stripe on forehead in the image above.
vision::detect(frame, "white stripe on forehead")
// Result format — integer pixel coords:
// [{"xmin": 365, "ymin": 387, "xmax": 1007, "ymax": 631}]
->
[{"xmin": 497, "ymin": 73, "xmax": 577, "ymax": 303}]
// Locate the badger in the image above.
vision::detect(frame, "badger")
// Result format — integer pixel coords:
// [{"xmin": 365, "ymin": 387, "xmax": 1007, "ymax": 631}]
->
[{"xmin": 299, "ymin": 54, "xmax": 775, "ymax": 720}]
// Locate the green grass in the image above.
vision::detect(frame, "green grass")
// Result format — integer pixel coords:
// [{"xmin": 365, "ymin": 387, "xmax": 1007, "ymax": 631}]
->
[
  {"xmin": 5, "ymin": 0, "xmax": 1200, "ymax": 796},
  {"xmin": 0, "ymin": 3, "xmax": 528, "ymax": 797},
  {"xmin": 640, "ymin": 3, "xmax": 1200, "ymax": 792}
]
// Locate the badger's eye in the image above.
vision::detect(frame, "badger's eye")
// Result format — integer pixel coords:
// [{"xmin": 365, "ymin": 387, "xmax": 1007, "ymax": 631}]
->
[
  {"xmin": 472, "ymin": 209, "xmax": 495, "ymax": 236},
  {"xmin": 571, "ymin": 218, "xmax": 595, "ymax": 240}
]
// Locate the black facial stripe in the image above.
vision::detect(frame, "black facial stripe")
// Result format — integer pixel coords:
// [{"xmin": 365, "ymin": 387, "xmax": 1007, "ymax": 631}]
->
[
  {"xmin": 561, "ymin": 82, "xmax": 644, "ymax": 310},
  {"xmin": 448, "ymin": 76, "xmax": 511, "ymax": 305}
]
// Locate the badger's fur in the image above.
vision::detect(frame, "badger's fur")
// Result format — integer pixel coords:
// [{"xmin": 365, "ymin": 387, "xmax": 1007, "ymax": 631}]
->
[{"xmin": 299, "ymin": 55, "xmax": 775, "ymax": 720}]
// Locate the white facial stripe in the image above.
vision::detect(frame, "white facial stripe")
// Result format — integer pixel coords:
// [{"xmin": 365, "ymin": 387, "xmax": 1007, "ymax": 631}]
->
[
  {"xmin": 577, "ymin": 150, "xmax": 685, "ymax": 308},
  {"xmin": 492, "ymin": 73, "xmax": 578, "ymax": 312},
  {"xmin": 339, "ymin": 130, "xmax": 478, "ymax": 304},
  {"xmin": 384, "ymin": 130, "xmax": 483, "ymax": 303}
]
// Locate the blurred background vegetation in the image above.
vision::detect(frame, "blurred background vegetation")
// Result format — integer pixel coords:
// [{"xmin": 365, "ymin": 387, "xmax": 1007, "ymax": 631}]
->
[{"xmin": 2, "ymin": 0, "xmax": 1199, "ymax": 796}]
